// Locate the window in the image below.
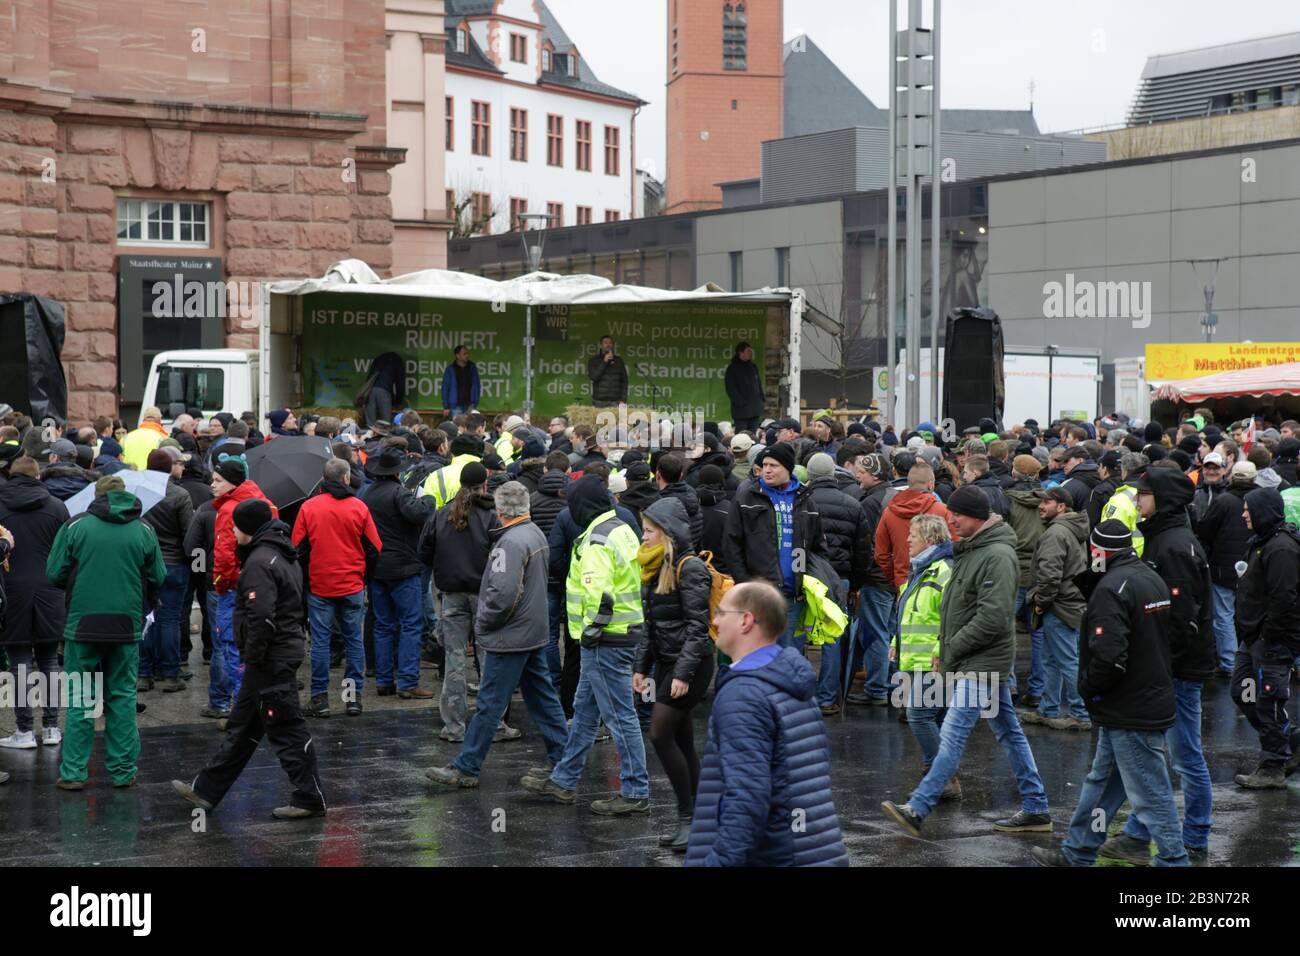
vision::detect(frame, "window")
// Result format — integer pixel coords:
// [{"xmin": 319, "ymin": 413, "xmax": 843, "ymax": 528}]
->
[
  {"xmin": 542, "ymin": 48, "xmax": 552, "ymax": 72},
  {"xmin": 576, "ymin": 205, "xmax": 593, "ymax": 225},
  {"xmin": 117, "ymin": 199, "xmax": 210, "ymax": 246},
  {"xmin": 546, "ymin": 201, "xmax": 563, "ymax": 227},
  {"xmin": 155, "ymin": 365, "xmax": 225, "ymax": 414},
  {"xmin": 471, "ymin": 100, "xmax": 491, "ymax": 156},
  {"xmin": 510, "ymin": 197, "xmax": 528, "ymax": 231},
  {"xmin": 729, "ymin": 251, "xmax": 743, "ymax": 291},
  {"xmin": 568, "ymin": 50, "xmax": 579, "ymax": 77},
  {"xmin": 510, "ymin": 33, "xmax": 527, "ymax": 63},
  {"xmin": 472, "ymin": 192, "xmax": 492, "ymax": 234},
  {"xmin": 776, "ymin": 247, "xmax": 790, "ymax": 287},
  {"xmin": 510, "ymin": 108, "xmax": 528, "ymax": 161},
  {"xmin": 546, "ymin": 114, "xmax": 564, "ymax": 166},
  {"xmin": 604, "ymin": 209, "xmax": 621, "ymax": 223},
  {"xmin": 445, "ymin": 189, "xmax": 455, "ymax": 217},
  {"xmin": 445, "ymin": 96, "xmax": 454, "ymax": 151},
  {"xmin": 575, "ymin": 120, "xmax": 592, "ymax": 171},
  {"xmin": 455, "ymin": 26, "xmax": 467, "ymax": 53},
  {"xmin": 604, "ymin": 125, "xmax": 620, "ymax": 176},
  {"xmin": 723, "ymin": 2, "xmax": 747, "ymax": 71}
]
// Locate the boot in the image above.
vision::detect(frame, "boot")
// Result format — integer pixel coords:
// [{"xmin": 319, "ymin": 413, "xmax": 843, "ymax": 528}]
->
[
  {"xmin": 1235, "ymin": 764, "xmax": 1287, "ymax": 789},
  {"xmin": 668, "ymin": 814, "xmax": 693, "ymax": 852},
  {"xmin": 940, "ymin": 775, "xmax": 962, "ymax": 801}
]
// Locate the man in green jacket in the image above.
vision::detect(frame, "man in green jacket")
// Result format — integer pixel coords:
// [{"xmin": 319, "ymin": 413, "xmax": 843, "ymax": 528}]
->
[
  {"xmin": 47, "ymin": 475, "xmax": 166, "ymax": 790},
  {"xmin": 882, "ymin": 484, "xmax": 1050, "ymax": 838}
]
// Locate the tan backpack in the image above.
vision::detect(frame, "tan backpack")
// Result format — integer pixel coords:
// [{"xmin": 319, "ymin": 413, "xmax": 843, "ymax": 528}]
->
[{"xmin": 676, "ymin": 550, "xmax": 735, "ymax": 642}]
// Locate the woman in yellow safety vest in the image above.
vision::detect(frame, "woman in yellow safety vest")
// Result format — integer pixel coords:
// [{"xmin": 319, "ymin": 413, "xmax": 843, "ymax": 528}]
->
[{"xmin": 889, "ymin": 512, "xmax": 961, "ymax": 800}]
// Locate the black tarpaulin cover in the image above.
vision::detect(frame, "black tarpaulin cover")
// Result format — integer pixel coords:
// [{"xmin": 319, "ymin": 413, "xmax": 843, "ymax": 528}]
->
[
  {"xmin": 0, "ymin": 293, "xmax": 68, "ymax": 424},
  {"xmin": 942, "ymin": 306, "xmax": 1005, "ymax": 432}
]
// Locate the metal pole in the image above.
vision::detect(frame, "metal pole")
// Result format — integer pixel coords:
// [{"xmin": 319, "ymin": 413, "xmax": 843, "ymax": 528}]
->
[
  {"xmin": 525, "ymin": 303, "xmax": 533, "ymax": 417},
  {"xmin": 904, "ymin": 0, "xmax": 920, "ymax": 430},
  {"xmin": 929, "ymin": 0, "xmax": 942, "ymax": 427},
  {"xmin": 885, "ymin": 0, "xmax": 898, "ymax": 429}
]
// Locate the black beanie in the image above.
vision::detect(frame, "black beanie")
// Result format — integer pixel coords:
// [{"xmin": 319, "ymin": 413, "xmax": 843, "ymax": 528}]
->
[
  {"xmin": 759, "ymin": 441, "xmax": 797, "ymax": 475},
  {"xmin": 1091, "ymin": 518, "xmax": 1132, "ymax": 552},
  {"xmin": 1144, "ymin": 421, "xmax": 1165, "ymax": 443},
  {"xmin": 947, "ymin": 484, "xmax": 991, "ymax": 520},
  {"xmin": 451, "ymin": 434, "xmax": 483, "ymax": 456},
  {"xmin": 215, "ymin": 457, "xmax": 247, "ymax": 486},
  {"xmin": 460, "ymin": 461, "xmax": 488, "ymax": 487},
  {"xmin": 1178, "ymin": 434, "xmax": 1201, "ymax": 455},
  {"xmin": 232, "ymin": 498, "xmax": 273, "ymax": 536}
]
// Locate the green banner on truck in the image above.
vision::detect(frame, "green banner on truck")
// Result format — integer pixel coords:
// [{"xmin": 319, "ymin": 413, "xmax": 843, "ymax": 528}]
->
[{"xmin": 300, "ymin": 292, "xmax": 772, "ymax": 419}]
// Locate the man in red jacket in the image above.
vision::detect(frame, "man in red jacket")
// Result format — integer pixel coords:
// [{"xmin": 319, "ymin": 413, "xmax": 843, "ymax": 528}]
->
[
  {"xmin": 875, "ymin": 462, "xmax": 951, "ymax": 589},
  {"xmin": 292, "ymin": 458, "xmax": 381, "ymax": 718},
  {"xmin": 207, "ymin": 457, "xmax": 277, "ymax": 720}
]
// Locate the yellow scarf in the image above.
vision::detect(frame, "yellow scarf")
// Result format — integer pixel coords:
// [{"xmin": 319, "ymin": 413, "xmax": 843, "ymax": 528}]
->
[{"xmin": 638, "ymin": 542, "xmax": 665, "ymax": 584}]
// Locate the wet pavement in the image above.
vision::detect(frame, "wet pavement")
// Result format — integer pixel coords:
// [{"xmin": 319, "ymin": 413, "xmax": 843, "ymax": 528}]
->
[{"xmin": 2, "ymin": 638, "xmax": 1299, "ymax": 867}]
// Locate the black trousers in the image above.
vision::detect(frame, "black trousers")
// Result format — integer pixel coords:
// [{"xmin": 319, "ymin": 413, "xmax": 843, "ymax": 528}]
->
[
  {"xmin": 561, "ymin": 632, "xmax": 582, "ymax": 718},
  {"xmin": 194, "ymin": 659, "xmax": 326, "ymax": 811},
  {"xmin": 1230, "ymin": 639, "xmax": 1296, "ymax": 767},
  {"xmin": 733, "ymin": 416, "xmax": 760, "ymax": 433}
]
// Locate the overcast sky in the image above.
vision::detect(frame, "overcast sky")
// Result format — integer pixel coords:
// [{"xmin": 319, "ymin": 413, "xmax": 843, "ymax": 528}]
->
[{"xmin": 544, "ymin": 0, "xmax": 1300, "ymax": 181}]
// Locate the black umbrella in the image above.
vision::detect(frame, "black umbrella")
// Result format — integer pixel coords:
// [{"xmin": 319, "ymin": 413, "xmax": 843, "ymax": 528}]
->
[{"xmin": 243, "ymin": 436, "xmax": 333, "ymax": 510}]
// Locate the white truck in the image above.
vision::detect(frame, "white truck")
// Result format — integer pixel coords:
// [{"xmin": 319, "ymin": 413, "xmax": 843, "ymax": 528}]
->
[{"xmin": 143, "ymin": 349, "xmax": 261, "ymax": 427}]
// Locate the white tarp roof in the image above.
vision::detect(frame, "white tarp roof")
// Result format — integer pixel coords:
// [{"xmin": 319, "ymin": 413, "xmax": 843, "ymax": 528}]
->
[{"xmin": 267, "ymin": 258, "xmax": 797, "ymax": 308}]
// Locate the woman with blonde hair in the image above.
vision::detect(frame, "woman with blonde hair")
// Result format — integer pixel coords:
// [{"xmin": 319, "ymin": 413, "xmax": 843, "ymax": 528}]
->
[{"xmin": 632, "ymin": 497, "xmax": 715, "ymax": 851}]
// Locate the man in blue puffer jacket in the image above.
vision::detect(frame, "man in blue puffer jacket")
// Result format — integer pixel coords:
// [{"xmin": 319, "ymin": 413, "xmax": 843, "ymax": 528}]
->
[{"xmin": 685, "ymin": 580, "xmax": 849, "ymax": 867}]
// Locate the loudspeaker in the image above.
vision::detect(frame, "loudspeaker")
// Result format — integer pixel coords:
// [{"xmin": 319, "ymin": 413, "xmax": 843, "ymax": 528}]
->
[{"xmin": 942, "ymin": 307, "xmax": 1004, "ymax": 432}]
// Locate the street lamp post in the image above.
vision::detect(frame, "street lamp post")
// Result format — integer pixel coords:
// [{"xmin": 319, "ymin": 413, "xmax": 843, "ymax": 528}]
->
[{"xmin": 516, "ymin": 212, "xmax": 556, "ymax": 419}]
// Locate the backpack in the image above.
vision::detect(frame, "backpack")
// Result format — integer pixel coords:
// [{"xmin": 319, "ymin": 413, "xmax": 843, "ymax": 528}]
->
[{"xmin": 676, "ymin": 550, "xmax": 734, "ymax": 642}]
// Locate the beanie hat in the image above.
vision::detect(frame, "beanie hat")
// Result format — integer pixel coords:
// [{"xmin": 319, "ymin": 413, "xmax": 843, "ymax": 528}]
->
[
  {"xmin": 215, "ymin": 457, "xmax": 248, "ymax": 485},
  {"xmin": 450, "ymin": 433, "xmax": 482, "ymax": 456},
  {"xmin": 1143, "ymin": 421, "xmax": 1165, "ymax": 443},
  {"xmin": 521, "ymin": 438, "xmax": 546, "ymax": 460},
  {"xmin": 99, "ymin": 437, "xmax": 124, "ymax": 459},
  {"xmin": 1031, "ymin": 446, "xmax": 1050, "ymax": 466},
  {"xmin": 481, "ymin": 452, "xmax": 505, "ymax": 471},
  {"xmin": 698, "ymin": 464, "xmax": 725, "ymax": 486},
  {"xmin": 608, "ymin": 472, "xmax": 628, "ymax": 494},
  {"xmin": 460, "ymin": 461, "xmax": 488, "ymax": 487},
  {"xmin": 232, "ymin": 498, "xmax": 274, "ymax": 536},
  {"xmin": 268, "ymin": 409, "xmax": 291, "ymax": 429},
  {"xmin": 1013, "ymin": 454, "xmax": 1041, "ymax": 477},
  {"xmin": 147, "ymin": 449, "xmax": 174, "ymax": 473},
  {"xmin": 947, "ymin": 484, "xmax": 991, "ymax": 520},
  {"xmin": 1091, "ymin": 518, "xmax": 1132, "ymax": 552},
  {"xmin": 759, "ymin": 441, "xmax": 797, "ymax": 475},
  {"xmin": 1169, "ymin": 449, "xmax": 1192, "ymax": 471},
  {"xmin": 980, "ymin": 432, "xmax": 999, "ymax": 445},
  {"xmin": 882, "ymin": 431, "xmax": 899, "ymax": 447},
  {"xmin": 747, "ymin": 444, "xmax": 766, "ymax": 466},
  {"xmin": 1178, "ymin": 435, "xmax": 1202, "ymax": 455},
  {"xmin": 807, "ymin": 452, "xmax": 836, "ymax": 479},
  {"xmin": 95, "ymin": 474, "xmax": 125, "ymax": 496}
]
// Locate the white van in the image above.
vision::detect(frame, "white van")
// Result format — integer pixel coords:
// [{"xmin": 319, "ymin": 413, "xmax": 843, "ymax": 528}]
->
[{"xmin": 141, "ymin": 349, "xmax": 259, "ymax": 428}]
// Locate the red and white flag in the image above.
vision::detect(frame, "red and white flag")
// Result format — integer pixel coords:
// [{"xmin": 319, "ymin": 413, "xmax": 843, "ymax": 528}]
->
[{"xmin": 1242, "ymin": 418, "xmax": 1256, "ymax": 454}]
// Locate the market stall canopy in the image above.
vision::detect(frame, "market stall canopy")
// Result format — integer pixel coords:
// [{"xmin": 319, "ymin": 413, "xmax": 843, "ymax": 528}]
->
[{"xmin": 1153, "ymin": 361, "xmax": 1300, "ymax": 404}]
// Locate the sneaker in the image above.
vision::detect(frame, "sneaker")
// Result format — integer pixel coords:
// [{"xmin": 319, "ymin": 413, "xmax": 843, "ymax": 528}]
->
[
  {"xmin": 940, "ymin": 775, "xmax": 962, "ymax": 801},
  {"xmin": 993, "ymin": 810, "xmax": 1053, "ymax": 832},
  {"xmin": 425, "ymin": 765, "xmax": 479, "ymax": 789},
  {"xmin": 1187, "ymin": 845, "xmax": 1209, "ymax": 864},
  {"xmin": 0, "ymin": 730, "xmax": 37, "ymax": 750},
  {"xmin": 272, "ymin": 805, "xmax": 326, "ymax": 820},
  {"xmin": 305, "ymin": 695, "xmax": 331, "ymax": 719},
  {"xmin": 1045, "ymin": 716, "xmax": 1092, "ymax": 732},
  {"xmin": 136, "ymin": 677, "xmax": 154, "ymax": 692},
  {"xmin": 1235, "ymin": 765, "xmax": 1286, "ymax": 789},
  {"xmin": 1098, "ymin": 833, "xmax": 1152, "ymax": 866},
  {"xmin": 438, "ymin": 727, "xmax": 464, "ymax": 743},
  {"xmin": 1017, "ymin": 694, "xmax": 1042, "ymax": 710},
  {"xmin": 492, "ymin": 724, "xmax": 522, "ymax": 743},
  {"xmin": 172, "ymin": 779, "xmax": 215, "ymax": 811},
  {"xmin": 590, "ymin": 795, "xmax": 650, "ymax": 816},
  {"xmin": 1019, "ymin": 710, "xmax": 1050, "ymax": 726},
  {"xmin": 881, "ymin": 801, "xmax": 923, "ymax": 837},
  {"xmin": 521, "ymin": 774, "xmax": 576, "ymax": 804},
  {"xmin": 523, "ymin": 765, "xmax": 554, "ymax": 781},
  {"xmin": 398, "ymin": 687, "xmax": 436, "ymax": 699},
  {"xmin": 42, "ymin": 727, "xmax": 62, "ymax": 747},
  {"xmin": 199, "ymin": 705, "xmax": 230, "ymax": 719},
  {"xmin": 346, "ymin": 700, "xmax": 362, "ymax": 717},
  {"xmin": 1030, "ymin": 846, "xmax": 1073, "ymax": 867},
  {"xmin": 179, "ymin": 670, "xmax": 194, "ymax": 681},
  {"xmin": 468, "ymin": 681, "xmax": 480, "ymax": 696},
  {"xmin": 847, "ymin": 692, "xmax": 889, "ymax": 707},
  {"xmin": 114, "ymin": 774, "xmax": 137, "ymax": 789},
  {"xmin": 160, "ymin": 677, "xmax": 185, "ymax": 693},
  {"xmin": 55, "ymin": 778, "xmax": 85, "ymax": 791},
  {"xmin": 820, "ymin": 702, "xmax": 841, "ymax": 717},
  {"xmin": 376, "ymin": 685, "xmax": 397, "ymax": 697}
]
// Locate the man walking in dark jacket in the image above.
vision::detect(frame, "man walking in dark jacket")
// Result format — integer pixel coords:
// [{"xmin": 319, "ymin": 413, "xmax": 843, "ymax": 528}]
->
[
  {"xmin": 531, "ymin": 454, "xmax": 571, "ymax": 683},
  {"xmin": 1196, "ymin": 461, "xmax": 1255, "ymax": 678},
  {"xmin": 1032, "ymin": 520, "xmax": 1188, "ymax": 867},
  {"xmin": 173, "ymin": 498, "xmax": 326, "ymax": 819},
  {"xmin": 363, "ymin": 447, "xmax": 436, "ymax": 700},
  {"xmin": 1060, "ymin": 447, "xmax": 1101, "ymax": 514},
  {"xmin": 587, "ymin": 335, "xmax": 628, "ymax": 407},
  {"xmin": 655, "ymin": 453, "xmax": 703, "ymax": 552},
  {"xmin": 425, "ymin": 482, "xmax": 570, "ymax": 789},
  {"xmin": 724, "ymin": 341, "xmax": 764, "ymax": 432},
  {"xmin": 684, "ymin": 581, "xmax": 849, "ymax": 867},
  {"xmin": 1230, "ymin": 487, "xmax": 1300, "ymax": 789},
  {"xmin": 139, "ymin": 449, "xmax": 195, "ymax": 694}
]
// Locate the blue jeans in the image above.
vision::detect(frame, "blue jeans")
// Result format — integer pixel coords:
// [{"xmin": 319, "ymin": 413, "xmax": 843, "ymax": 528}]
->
[
  {"xmin": 859, "ymin": 586, "xmax": 896, "ymax": 699},
  {"xmin": 1210, "ymin": 584, "xmax": 1236, "ymax": 673},
  {"xmin": 902, "ymin": 671, "xmax": 946, "ymax": 766},
  {"xmin": 909, "ymin": 679, "xmax": 1048, "ymax": 818},
  {"xmin": 551, "ymin": 643, "xmax": 650, "ymax": 799},
  {"xmin": 1063, "ymin": 726, "xmax": 1189, "ymax": 867},
  {"xmin": 370, "ymin": 576, "xmax": 424, "ymax": 690},
  {"xmin": 308, "ymin": 591, "xmax": 365, "ymax": 698},
  {"xmin": 207, "ymin": 589, "xmax": 239, "ymax": 710},
  {"xmin": 545, "ymin": 590, "xmax": 564, "ymax": 685},
  {"xmin": 814, "ymin": 578, "xmax": 851, "ymax": 706},
  {"xmin": 1040, "ymin": 611, "xmax": 1089, "ymax": 720},
  {"xmin": 453, "ymin": 648, "xmax": 570, "ymax": 778},
  {"xmin": 1122, "ymin": 679, "xmax": 1211, "ymax": 850},
  {"xmin": 1014, "ymin": 587, "xmax": 1045, "ymax": 696},
  {"xmin": 778, "ymin": 598, "xmax": 804, "ymax": 652},
  {"xmin": 140, "ymin": 563, "xmax": 189, "ymax": 679}
]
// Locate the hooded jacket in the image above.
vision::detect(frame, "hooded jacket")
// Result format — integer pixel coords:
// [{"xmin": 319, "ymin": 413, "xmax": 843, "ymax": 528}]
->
[
  {"xmin": 46, "ymin": 490, "xmax": 166, "ymax": 644},
  {"xmin": 697, "ymin": 483, "xmax": 733, "ymax": 572},
  {"xmin": 547, "ymin": 493, "xmax": 642, "ymax": 587},
  {"xmin": 1087, "ymin": 473, "xmax": 1121, "ymax": 529},
  {"xmin": 363, "ymin": 474, "xmax": 435, "ymax": 581},
  {"xmin": 858, "ymin": 481, "xmax": 891, "ymax": 592},
  {"xmin": 636, "ymin": 497, "xmax": 714, "ymax": 684},
  {"xmin": 564, "ymin": 477, "xmax": 643, "ymax": 648},
  {"xmin": 1273, "ymin": 441, "xmax": 1300, "ymax": 485},
  {"xmin": 41, "ymin": 462, "xmax": 94, "ymax": 501},
  {"xmin": 1005, "ymin": 479, "xmax": 1047, "ymax": 588},
  {"xmin": 1061, "ymin": 460, "xmax": 1102, "ymax": 513},
  {"xmin": 805, "ymin": 475, "xmax": 870, "ymax": 587},
  {"xmin": 529, "ymin": 470, "xmax": 569, "ymax": 541},
  {"xmin": 212, "ymin": 479, "xmax": 278, "ymax": 594},
  {"xmin": 1191, "ymin": 477, "xmax": 1224, "ymax": 523},
  {"xmin": 618, "ymin": 480, "xmax": 660, "ymax": 528},
  {"xmin": 724, "ymin": 352, "xmax": 764, "ymax": 421},
  {"xmin": 144, "ymin": 476, "xmax": 196, "ymax": 566},
  {"xmin": 421, "ymin": 491, "xmax": 499, "ymax": 593},
  {"xmin": 1078, "ymin": 549, "xmax": 1175, "ymax": 731},
  {"xmin": 1026, "ymin": 509, "xmax": 1089, "ymax": 629},
  {"xmin": 658, "ymin": 480, "xmax": 704, "ymax": 552},
  {"xmin": 0, "ymin": 475, "xmax": 68, "ymax": 645},
  {"xmin": 1195, "ymin": 474, "xmax": 1254, "ymax": 589},
  {"xmin": 938, "ymin": 517, "xmax": 1019, "ymax": 676},
  {"xmin": 875, "ymin": 489, "xmax": 951, "ymax": 588},
  {"xmin": 234, "ymin": 519, "xmax": 305, "ymax": 665},
  {"xmin": 476, "ymin": 518, "xmax": 550, "ymax": 653},
  {"xmin": 685, "ymin": 646, "xmax": 849, "ymax": 868},
  {"xmin": 289, "ymin": 479, "xmax": 380, "ymax": 597},
  {"xmin": 507, "ymin": 458, "xmax": 545, "ymax": 495},
  {"xmin": 1137, "ymin": 468, "xmax": 1217, "ymax": 681},
  {"xmin": 1235, "ymin": 488, "xmax": 1300, "ymax": 651}
]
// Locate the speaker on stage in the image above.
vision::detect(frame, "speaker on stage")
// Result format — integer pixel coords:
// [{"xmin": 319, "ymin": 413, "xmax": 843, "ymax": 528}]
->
[{"xmin": 942, "ymin": 307, "xmax": 1004, "ymax": 433}]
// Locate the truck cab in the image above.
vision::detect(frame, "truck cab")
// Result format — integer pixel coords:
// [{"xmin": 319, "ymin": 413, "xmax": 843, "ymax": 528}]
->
[{"xmin": 141, "ymin": 349, "xmax": 259, "ymax": 427}]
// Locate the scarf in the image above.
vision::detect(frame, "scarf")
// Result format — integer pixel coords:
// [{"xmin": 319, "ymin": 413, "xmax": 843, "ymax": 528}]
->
[{"xmin": 638, "ymin": 542, "xmax": 665, "ymax": 584}]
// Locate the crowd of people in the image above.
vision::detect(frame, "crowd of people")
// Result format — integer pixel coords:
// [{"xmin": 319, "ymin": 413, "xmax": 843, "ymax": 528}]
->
[{"xmin": 0, "ymin": 398, "xmax": 1298, "ymax": 866}]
